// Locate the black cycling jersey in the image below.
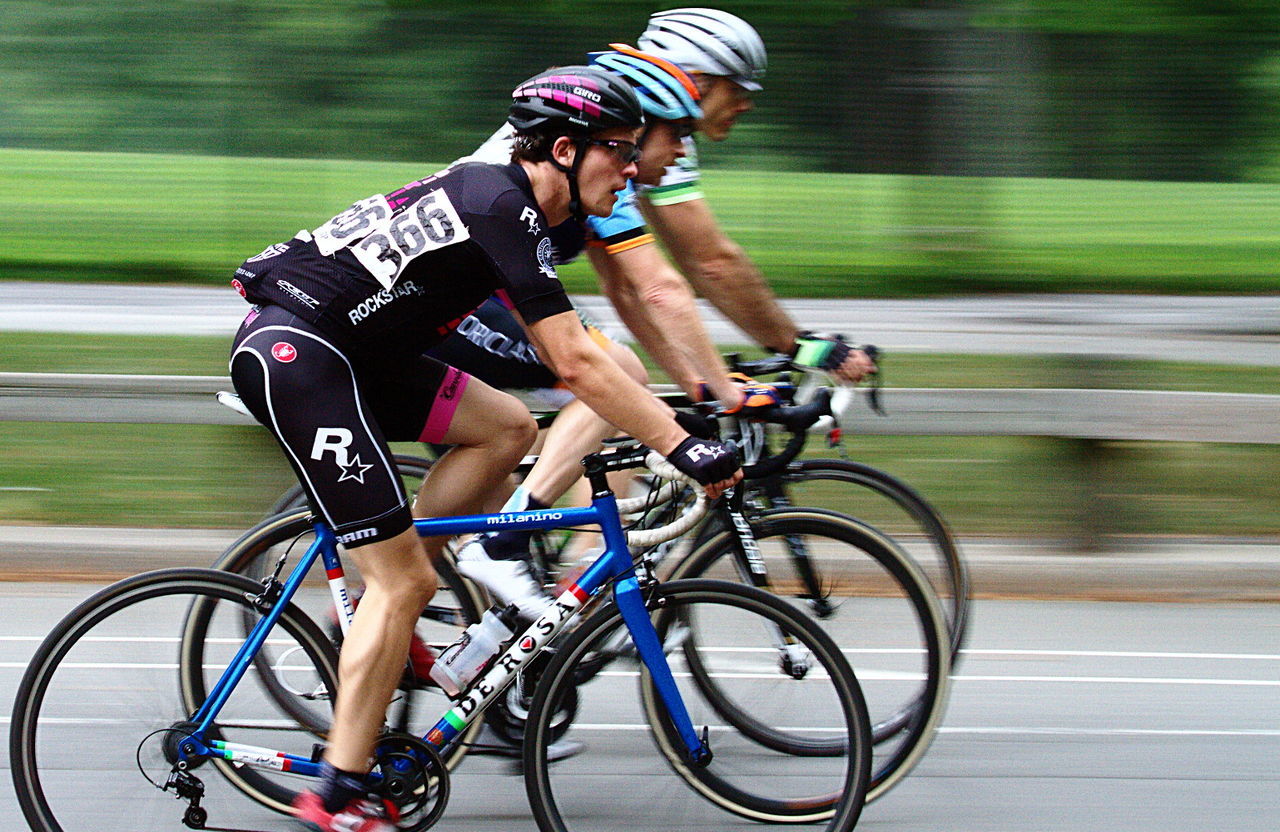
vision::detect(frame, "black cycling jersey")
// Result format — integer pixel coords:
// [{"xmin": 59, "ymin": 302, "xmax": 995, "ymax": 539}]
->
[
  {"xmin": 229, "ymin": 161, "xmax": 575, "ymax": 547},
  {"xmin": 230, "ymin": 162, "xmax": 574, "ymax": 357},
  {"xmin": 425, "ymin": 295, "xmax": 560, "ymax": 390}
]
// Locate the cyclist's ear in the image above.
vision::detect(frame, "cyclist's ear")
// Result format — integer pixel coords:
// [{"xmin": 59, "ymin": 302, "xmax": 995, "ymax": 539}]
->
[{"xmin": 550, "ymin": 135, "xmax": 578, "ymax": 167}]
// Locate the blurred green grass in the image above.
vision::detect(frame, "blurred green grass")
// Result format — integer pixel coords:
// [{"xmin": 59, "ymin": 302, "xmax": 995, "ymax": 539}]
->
[
  {"xmin": 1, "ymin": 332, "xmax": 1276, "ymax": 535},
  {"xmin": 4, "ymin": 148, "xmax": 1279, "ymax": 295},
  {"xmin": 3, "ymin": 422, "xmax": 1274, "ymax": 538}
]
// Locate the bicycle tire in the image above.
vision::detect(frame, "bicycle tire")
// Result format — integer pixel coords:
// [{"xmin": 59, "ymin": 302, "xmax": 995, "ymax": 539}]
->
[
  {"xmin": 667, "ymin": 509, "xmax": 951, "ymax": 804},
  {"xmin": 268, "ymin": 454, "xmax": 435, "ymax": 515},
  {"xmin": 202, "ymin": 508, "xmax": 487, "ymax": 761},
  {"xmin": 523, "ymin": 579, "xmax": 872, "ymax": 832},
  {"xmin": 758, "ymin": 457, "xmax": 970, "ymax": 659},
  {"xmin": 11, "ymin": 568, "xmax": 339, "ymax": 831}
]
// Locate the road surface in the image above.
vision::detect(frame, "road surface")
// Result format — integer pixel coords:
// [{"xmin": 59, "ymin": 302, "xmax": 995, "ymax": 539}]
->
[
  {"xmin": 2, "ymin": 282, "xmax": 1277, "ymax": 365},
  {"xmin": 2, "ymin": 583, "xmax": 1276, "ymax": 831}
]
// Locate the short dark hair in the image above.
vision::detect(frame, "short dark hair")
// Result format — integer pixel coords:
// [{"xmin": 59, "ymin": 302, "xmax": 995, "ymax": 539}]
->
[{"xmin": 511, "ymin": 129, "xmax": 561, "ymax": 164}]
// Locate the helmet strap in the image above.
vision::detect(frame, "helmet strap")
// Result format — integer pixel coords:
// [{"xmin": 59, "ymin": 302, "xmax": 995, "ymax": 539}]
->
[{"xmin": 548, "ymin": 136, "xmax": 591, "ymax": 223}]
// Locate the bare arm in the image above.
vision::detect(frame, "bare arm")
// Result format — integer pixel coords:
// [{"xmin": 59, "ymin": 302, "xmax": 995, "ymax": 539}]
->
[
  {"xmin": 586, "ymin": 244, "xmax": 743, "ymax": 406},
  {"xmin": 523, "ymin": 309, "xmax": 740, "ymax": 497},
  {"xmin": 523, "ymin": 309, "xmax": 686, "ymax": 456},
  {"xmin": 642, "ymin": 196, "xmax": 877, "ymax": 383},
  {"xmin": 641, "ymin": 196, "xmax": 797, "ymax": 354}
]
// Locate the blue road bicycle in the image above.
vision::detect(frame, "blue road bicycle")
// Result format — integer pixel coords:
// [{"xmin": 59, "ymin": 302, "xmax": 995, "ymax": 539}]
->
[{"xmin": 10, "ymin": 445, "xmax": 872, "ymax": 832}]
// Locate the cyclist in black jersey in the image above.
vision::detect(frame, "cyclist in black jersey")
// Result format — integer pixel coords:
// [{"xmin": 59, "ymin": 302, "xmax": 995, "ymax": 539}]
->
[{"xmin": 229, "ymin": 66, "xmax": 741, "ymax": 832}]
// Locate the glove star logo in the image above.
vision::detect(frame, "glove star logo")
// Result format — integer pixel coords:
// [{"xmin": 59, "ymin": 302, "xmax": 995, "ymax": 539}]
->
[
  {"xmin": 270, "ymin": 342, "xmax": 297, "ymax": 363},
  {"xmin": 684, "ymin": 442, "xmax": 727, "ymax": 463}
]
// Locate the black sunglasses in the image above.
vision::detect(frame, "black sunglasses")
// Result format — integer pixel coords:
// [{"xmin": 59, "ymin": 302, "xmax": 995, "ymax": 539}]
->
[{"xmin": 586, "ymin": 138, "xmax": 642, "ymax": 165}]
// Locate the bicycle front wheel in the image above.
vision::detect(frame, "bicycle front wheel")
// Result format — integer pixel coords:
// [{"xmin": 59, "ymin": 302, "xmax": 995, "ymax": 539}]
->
[
  {"xmin": 523, "ymin": 579, "xmax": 871, "ymax": 832},
  {"xmin": 11, "ymin": 568, "xmax": 338, "ymax": 832},
  {"xmin": 668, "ymin": 509, "xmax": 951, "ymax": 804},
  {"xmin": 758, "ymin": 457, "xmax": 970, "ymax": 658}
]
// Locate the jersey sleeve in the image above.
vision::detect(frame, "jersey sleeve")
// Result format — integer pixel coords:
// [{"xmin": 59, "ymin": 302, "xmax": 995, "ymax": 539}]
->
[
  {"xmin": 638, "ymin": 136, "xmax": 703, "ymax": 206},
  {"xmin": 467, "ymin": 188, "xmax": 574, "ymax": 326},
  {"xmin": 585, "ymin": 181, "xmax": 654, "ymax": 256}
]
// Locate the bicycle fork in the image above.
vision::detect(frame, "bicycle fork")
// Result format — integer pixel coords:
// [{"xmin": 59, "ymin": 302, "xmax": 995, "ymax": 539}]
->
[
  {"xmin": 756, "ymin": 475, "xmax": 837, "ymax": 618},
  {"xmin": 613, "ymin": 575, "xmax": 713, "ymax": 767},
  {"xmin": 724, "ymin": 488, "xmax": 815, "ymax": 679}
]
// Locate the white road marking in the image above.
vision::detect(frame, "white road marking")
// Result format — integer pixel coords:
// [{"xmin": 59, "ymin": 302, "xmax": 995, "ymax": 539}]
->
[{"xmin": 3, "ymin": 716, "xmax": 1276, "ymax": 739}]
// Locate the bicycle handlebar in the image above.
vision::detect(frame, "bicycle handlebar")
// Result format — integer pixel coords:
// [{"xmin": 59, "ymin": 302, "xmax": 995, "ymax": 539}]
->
[
  {"xmin": 737, "ymin": 387, "xmax": 834, "ymax": 480},
  {"xmin": 732, "ymin": 344, "xmax": 884, "ymax": 418},
  {"xmin": 623, "ymin": 451, "xmax": 709, "ymax": 549}
]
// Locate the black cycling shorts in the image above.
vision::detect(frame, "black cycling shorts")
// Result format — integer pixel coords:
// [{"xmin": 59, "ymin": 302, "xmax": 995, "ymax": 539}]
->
[{"xmin": 231, "ymin": 305, "xmax": 470, "ymax": 548}]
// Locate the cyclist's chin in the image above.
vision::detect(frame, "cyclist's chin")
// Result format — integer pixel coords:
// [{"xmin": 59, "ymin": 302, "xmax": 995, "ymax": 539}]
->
[
  {"xmin": 584, "ymin": 190, "xmax": 619, "ymax": 217},
  {"xmin": 703, "ymin": 119, "xmax": 735, "ymax": 142}
]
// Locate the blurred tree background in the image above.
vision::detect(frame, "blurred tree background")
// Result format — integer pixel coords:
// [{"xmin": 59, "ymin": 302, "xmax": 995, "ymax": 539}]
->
[
  {"xmin": 2, "ymin": 0, "xmax": 1278, "ymax": 294},
  {"xmin": 4, "ymin": 0, "xmax": 1279, "ymax": 180}
]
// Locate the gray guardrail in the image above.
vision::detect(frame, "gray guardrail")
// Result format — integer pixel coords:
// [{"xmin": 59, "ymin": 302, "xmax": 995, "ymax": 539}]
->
[{"xmin": 2, "ymin": 372, "xmax": 1277, "ymax": 443}]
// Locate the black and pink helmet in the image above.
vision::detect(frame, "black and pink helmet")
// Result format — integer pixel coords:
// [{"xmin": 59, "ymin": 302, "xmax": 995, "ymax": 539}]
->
[{"xmin": 508, "ymin": 65, "xmax": 645, "ymax": 134}]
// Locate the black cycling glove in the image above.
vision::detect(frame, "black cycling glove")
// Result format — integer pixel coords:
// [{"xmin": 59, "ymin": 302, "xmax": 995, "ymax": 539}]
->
[
  {"xmin": 666, "ymin": 436, "xmax": 739, "ymax": 486},
  {"xmin": 792, "ymin": 331, "xmax": 853, "ymax": 372}
]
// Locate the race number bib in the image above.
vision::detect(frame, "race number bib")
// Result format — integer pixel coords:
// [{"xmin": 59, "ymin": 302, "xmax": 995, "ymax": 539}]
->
[{"xmin": 312, "ymin": 190, "xmax": 470, "ymax": 290}]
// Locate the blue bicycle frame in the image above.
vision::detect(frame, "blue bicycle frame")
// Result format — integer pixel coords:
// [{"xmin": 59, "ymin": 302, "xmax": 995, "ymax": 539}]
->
[{"xmin": 180, "ymin": 457, "xmax": 710, "ymax": 777}]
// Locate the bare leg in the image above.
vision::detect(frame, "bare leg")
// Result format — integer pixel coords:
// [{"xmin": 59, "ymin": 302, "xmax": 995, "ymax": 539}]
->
[
  {"xmin": 324, "ymin": 527, "xmax": 437, "ymax": 773},
  {"xmin": 455, "ymin": 343, "xmax": 649, "ymax": 612},
  {"xmin": 414, "ymin": 378, "xmax": 537, "ymax": 525},
  {"xmin": 324, "ymin": 379, "xmax": 535, "ymax": 773}
]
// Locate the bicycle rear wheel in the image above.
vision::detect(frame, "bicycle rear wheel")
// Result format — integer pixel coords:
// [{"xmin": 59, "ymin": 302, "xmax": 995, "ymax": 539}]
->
[
  {"xmin": 11, "ymin": 568, "xmax": 338, "ymax": 832},
  {"xmin": 668, "ymin": 509, "xmax": 951, "ymax": 803},
  {"xmin": 523, "ymin": 579, "xmax": 871, "ymax": 832}
]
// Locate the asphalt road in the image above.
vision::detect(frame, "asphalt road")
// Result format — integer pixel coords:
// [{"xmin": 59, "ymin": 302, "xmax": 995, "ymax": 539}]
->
[
  {"xmin": 2, "ymin": 282, "xmax": 1278, "ymax": 365},
  {"xmin": 3, "ymin": 583, "xmax": 1276, "ymax": 832}
]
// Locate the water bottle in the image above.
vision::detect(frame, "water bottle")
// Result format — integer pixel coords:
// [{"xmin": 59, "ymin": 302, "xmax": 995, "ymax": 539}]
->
[{"xmin": 428, "ymin": 604, "xmax": 520, "ymax": 696}]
